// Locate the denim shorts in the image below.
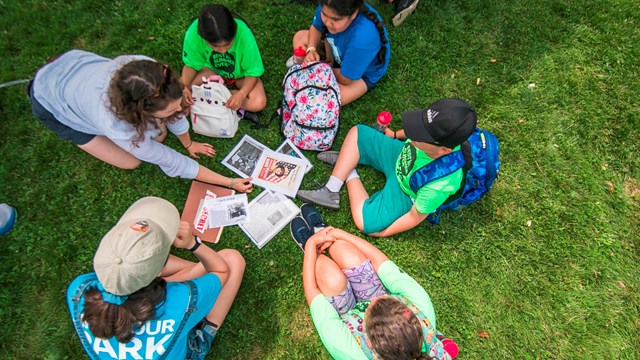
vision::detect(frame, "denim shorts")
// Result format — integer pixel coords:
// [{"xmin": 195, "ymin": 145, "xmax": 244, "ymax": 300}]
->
[{"xmin": 28, "ymin": 80, "xmax": 95, "ymax": 145}]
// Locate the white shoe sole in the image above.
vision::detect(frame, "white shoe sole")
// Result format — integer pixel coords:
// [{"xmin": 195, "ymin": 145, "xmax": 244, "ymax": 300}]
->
[{"xmin": 392, "ymin": 0, "xmax": 419, "ymax": 27}]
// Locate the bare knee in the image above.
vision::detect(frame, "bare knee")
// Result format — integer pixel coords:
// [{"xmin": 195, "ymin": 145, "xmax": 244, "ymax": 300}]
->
[
  {"xmin": 329, "ymin": 240, "xmax": 366, "ymax": 269},
  {"xmin": 219, "ymin": 249, "xmax": 246, "ymax": 275},
  {"xmin": 119, "ymin": 158, "xmax": 142, "ymax": 170},
  {"xmin": 247, "ymin": 93, "xmax": 267, "ymax": 112},
  {"xmin": 293, "ymin": 30, "xmax": 309, "ymax": 47}
]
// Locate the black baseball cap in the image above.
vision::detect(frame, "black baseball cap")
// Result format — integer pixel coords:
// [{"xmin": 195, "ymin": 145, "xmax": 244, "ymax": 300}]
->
[{"xmin": 402, "ymin": 98, "xmax": 477, "ymax": 148}]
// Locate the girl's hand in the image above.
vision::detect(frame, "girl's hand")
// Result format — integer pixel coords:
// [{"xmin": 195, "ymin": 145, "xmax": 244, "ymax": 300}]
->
[
  {"xmin": 225, "ymin": 90, "xmax": 247, "ymax": 111},
  {"xmin": 305, "ymin": 49, "xmax": 320, "ymax": 63},
  {"xmin": 187, "ymin": 142, "xmax": 216, "ymax": 159},
  {"xmin": 231, "ymin": 177, "xmax": 253, "ymax": 193},
  {"xmin": 173, "ymin": 221, "xmax": 196, "ymax": 249},
  {"xmin": 182, "ymin": 88, "xmax": 193, "ymax": 115},
  {"xmin": 306, "ymin": 226, "xmax": 335, "ymax": 254}
]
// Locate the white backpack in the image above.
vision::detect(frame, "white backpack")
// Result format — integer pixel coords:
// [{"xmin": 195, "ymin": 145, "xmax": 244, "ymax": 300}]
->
[{"xmin": 189, "ymin": 75, "xmax": 240, "ymax": 138}]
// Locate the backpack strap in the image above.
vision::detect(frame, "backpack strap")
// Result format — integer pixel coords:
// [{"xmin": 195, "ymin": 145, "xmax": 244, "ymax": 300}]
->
[
  {"xmin": 424, "ymin": 141, "xmax": 472, "ymax": 224},
  {"xmin": 409, "ymin": 145, "xmax": 467, "ymax": 194}
]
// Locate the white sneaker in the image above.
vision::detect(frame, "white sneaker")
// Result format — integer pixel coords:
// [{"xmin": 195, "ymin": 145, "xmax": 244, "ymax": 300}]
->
[{"xmin": 285, "ymin": 56, "xmax": 296, "ymax": 68}]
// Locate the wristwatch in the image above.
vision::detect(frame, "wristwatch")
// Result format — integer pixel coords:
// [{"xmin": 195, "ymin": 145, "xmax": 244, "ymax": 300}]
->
[{"xmin": 188, "ymin": 236, "xmax": 202, "ymax": 252}]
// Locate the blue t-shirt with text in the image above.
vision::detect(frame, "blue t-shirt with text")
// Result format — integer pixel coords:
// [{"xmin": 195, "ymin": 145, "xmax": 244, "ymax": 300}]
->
[{"xmin": 67, "ymin": 272, "xmax": 221, "ymax": 359}]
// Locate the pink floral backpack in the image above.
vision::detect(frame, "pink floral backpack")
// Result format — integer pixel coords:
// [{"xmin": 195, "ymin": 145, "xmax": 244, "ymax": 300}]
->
[{"xmin": 276, "ymin": 62, "xmax": 341, "ymax": 151}]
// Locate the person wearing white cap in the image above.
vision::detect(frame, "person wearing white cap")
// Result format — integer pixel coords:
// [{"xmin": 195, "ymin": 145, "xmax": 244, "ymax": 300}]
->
[{"xmin": 66, "ymin": 196, "xmax": 245, "ymax": 359}]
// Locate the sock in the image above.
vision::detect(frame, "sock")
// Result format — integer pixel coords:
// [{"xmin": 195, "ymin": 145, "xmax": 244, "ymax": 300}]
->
[
  {"xmin": 346, "ymin": 169, "xmax": 360, "ymax": 183},
  {"xmin": 325, "ymin": 175, "xmax": 344, "ymax": 193}
]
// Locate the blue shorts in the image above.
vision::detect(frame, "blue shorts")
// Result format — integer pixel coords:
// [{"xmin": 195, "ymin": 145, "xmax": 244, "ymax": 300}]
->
[
  {"xmin": 28, "ymin": 80, "xmax": 95, "ymax": 146},
  {"xmin": 355, "ymin": 125, "xmax": 414, "ymax": 234},
  {"xmin": 326, "ymin": 259, "xmax": 389, "ymax": 316}
]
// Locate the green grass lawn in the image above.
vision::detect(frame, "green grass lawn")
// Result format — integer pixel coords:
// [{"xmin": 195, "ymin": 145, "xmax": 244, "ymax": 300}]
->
[{"xmin": 1, "ymin": 0, "xmax": 639, "ymax": 359}]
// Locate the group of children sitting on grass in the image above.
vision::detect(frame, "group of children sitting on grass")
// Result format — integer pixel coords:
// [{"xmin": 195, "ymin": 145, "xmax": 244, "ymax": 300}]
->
[{"xmin": 25, "ymin": 1, "xmax": 476, "ymax": 358}]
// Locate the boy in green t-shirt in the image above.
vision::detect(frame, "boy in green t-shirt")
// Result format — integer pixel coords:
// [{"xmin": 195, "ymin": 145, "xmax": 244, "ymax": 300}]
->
[
  {"xmin": 297, "ymin": 98, "xmax": 477, "ymax": 237},
  {"xmin": 181, "ymin": 4, "xmax": 266, "ymax": 113}
]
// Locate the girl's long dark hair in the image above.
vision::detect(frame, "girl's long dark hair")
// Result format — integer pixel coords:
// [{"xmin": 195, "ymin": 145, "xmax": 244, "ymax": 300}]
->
[
  {"xmin": 198, "ymin": 4, "xmax": 238, "ymax": 44},
  {"xmin": 365, "ymin": 297, "xmax": 435, "ymax": 360},
  {"xmin": 108, "ymin": 60, "xmax": 183, "ymax": 144},
  {"xmin": 83, "ymin": 278, "xmax": 167, "ymax": 343},
  {"xmin": 320, "ymin": 0, "xmax": 388, "ymax": 64}
]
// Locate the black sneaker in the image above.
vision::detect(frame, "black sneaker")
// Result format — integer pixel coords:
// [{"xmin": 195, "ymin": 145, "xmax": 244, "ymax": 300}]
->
[
  {"xmin": 290, "ymin": 216, "xmax": 312, "ymax": 251},
  {"xmin": 392, "ymin": 0, "xmax": 419, "ymax": 26},
  {"xmin": 301, "ymin": 203, "xmax": 328, "ymax": 233}
]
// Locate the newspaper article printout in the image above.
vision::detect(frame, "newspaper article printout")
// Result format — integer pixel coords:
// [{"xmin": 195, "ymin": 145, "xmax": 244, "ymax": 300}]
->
[
  {"xmin": 239, "ymin": 191, "xmax": 300, "ymax": 249},
  {"xmin": 205, "ymin": 194, "xmax": 250, "ymax": 228},
  {"xmin": 275, "ymin": 139, "xmax": 313, "ymax": 174},
  {"xmin": 251, "ymin": 152, "xmax": 307, "ymax": 197},
  {"xmin": 221, "ymin": 134, "xmax": 269, "ymax": 178}
]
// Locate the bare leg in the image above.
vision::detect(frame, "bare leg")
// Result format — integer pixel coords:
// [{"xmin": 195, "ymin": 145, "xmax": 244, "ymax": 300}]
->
[
  {"xmin": 292, "ymin": 30, "xmax": 310, "ymax": 49},
  {"xmin": 204, "ymin": 249, "xmax": 246, "ymax": 329},
  {"xmin": 337, "ymin": 80, "xmax": 368, "ymax": 106},
  {"xmin": 328, "ymin": 240, "xmax": 368, "ymax": 270},
  {"xmin": 331, "ymin": 126, "xmax": 362, "ymax": 181},
  {"xmin": 190, "ymin": 68, "xmax": 218, "ymax": 87},
  {"xmin": 315, "ymin": 254, "xmax": 348, "ymax": 296},
  {"xmin": 78, "ymin": 135, "xmax": 140, "ymax": 170},
  {"xmin": 233, "ymin": 77, "xmax": 267, "ymax": 112},
  {"xmin": 345, "ymin": 178, "xmax": 369, "ymax": 232}
]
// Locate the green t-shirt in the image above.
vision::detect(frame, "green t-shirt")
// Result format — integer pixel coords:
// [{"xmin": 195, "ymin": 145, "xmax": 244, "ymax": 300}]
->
[
  {"xmin": 309, "ymin": 261, "xmax": 437, "ymax": 360},
  {"xmin": 395, "ymin": 141, "xmax": 463, "ymax": 215},
  {"xmin": 182, "ymin": 18, "xmax": 264, "ymax": 79}
]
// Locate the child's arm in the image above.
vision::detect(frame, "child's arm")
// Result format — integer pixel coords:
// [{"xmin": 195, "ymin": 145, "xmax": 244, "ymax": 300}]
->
[
  {"xmin": 326, "ymin": 228, "xmax": 389, "ymax": 271},
  {"xmin": 368, "ymin": 205, "xmax": 427, "ymax": 238},
  {"xmin": 180, "ymin": 66, "xmax": 198, "ymax": 106},
  {"xmin": 165, "ymin": 221, "xmax": 230, "ymax": 286},
  {"xmin": 226, "ymin": 76, "xmax": 258, "ymax": 110},
  {"xmin": 304, "ymin": 25, "xmax": 323, "ymax": 63},
  {"xmin": 303, "ymin": 228, "xmax": 336, "ymax": 305}
]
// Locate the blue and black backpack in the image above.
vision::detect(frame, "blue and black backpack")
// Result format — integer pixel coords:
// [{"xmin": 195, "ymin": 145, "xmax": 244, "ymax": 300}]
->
[{"xmin": 409, "ymin": 128, "xmax": 500, "ymax": 224}]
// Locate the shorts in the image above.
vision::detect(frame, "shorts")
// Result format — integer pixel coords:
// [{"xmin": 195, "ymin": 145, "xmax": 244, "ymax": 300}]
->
[
  {"xmin": 326, "ymin": 259, "xmax": 389, "ymax": 316},
  {"xmin": 28, "ymin": 80, "xmax": 95, "ymax": 145},
  {"xmin": 186, "ymin": 321, "xmax": 217, "ymax": 360},
  {"xmin": 355, "ymin": 124, "xmax": 414, "ymax": 234}
]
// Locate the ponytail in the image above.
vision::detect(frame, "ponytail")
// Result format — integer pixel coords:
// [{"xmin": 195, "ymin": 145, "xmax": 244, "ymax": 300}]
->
[
  {"xmin": 358, "ymin": 4, "xmax": 388, "ymax": 64},
  {"xmin": 83, "ymin": 278, "xmax": 167, "ymax": 343}
]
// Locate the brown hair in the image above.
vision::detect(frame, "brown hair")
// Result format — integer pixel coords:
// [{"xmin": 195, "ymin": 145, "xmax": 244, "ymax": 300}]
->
[
  {"xmin": 365, "ymin": 297, "xmax": 434, "ymax": 360},
  {"xmin": 108, "ymin": 60, "xmax": 184, "ymax": 144},
  {"xmin": 83, "ymin": 278, "xmax": 167, "ymax": 343}
]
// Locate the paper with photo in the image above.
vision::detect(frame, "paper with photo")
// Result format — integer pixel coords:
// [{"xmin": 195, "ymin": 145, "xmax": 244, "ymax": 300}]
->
[
  {"xmin": 251, "ymin": 152, "xmax": 306, "ymax": 197},
  {"xmin": 239, "ymin": 191, "xmax": 300, "ymax": 249},
  {"xmin": 275, "ymin": 138, "xmax": 313, "ymax": 174},
  {"xmin": 221, "ymin": 134, "xmax": 269, "ymax": 178},
  {"xmin": 205, "ymin": 194, "xmax": 250, "ymax": 228}
]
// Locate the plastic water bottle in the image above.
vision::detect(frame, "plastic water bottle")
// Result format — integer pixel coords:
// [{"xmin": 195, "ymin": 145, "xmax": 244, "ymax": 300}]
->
[
  {"xmin": 293, "ymin": 46, "xmax": 306, "ymax": 65},
  {"xmin": 373, "ymin": 111, "xmax": 391, "ymax": 133}
]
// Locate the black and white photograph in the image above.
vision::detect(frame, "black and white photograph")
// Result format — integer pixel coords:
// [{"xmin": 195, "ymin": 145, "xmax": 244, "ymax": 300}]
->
[
  {"xmin": 275, "ymin": 139, "xmax": 313, "ymax": 174},
  {"xmin": 222, "ymin": 134, "xmax": 268, "ymax": 178}
]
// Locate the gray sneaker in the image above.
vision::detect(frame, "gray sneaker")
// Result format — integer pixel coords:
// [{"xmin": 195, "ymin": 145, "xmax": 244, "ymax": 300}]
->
[
  {"xmin": 393, "ymin": 0, "xmax": 419, "ymax": 27},
  {"xmin": 297, "ymin": 187, "xmax": 340, "ymax": 210},
  {"xmin": 317, "ymin": 151, "xmax": 340, "ymax": 166}
]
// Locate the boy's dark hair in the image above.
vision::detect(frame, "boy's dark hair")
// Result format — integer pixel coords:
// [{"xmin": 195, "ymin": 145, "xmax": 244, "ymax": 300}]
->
[
  {"xmin": 83, "ymin": 278, "xmax": 167, "ymax": 343},
  {"xmin": 365, "ymin": 297, "xmax": 435, "ymax": 360},
  {"xmin": 320, "ymin": 0, "xmax": 388, "ymax": 64},
  {"xmin": 198, "ymin": 3, "xmax": 238, "ymax": 44},
  {"xmin": 108, "ymin": 60, "xmax": 183, "ymax": 144}
]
